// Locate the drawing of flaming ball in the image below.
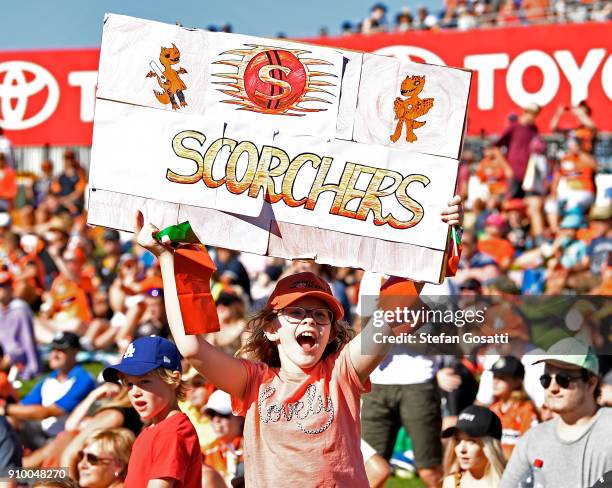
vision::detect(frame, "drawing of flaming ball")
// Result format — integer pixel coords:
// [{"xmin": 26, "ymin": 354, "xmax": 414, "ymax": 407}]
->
[{"xmin": 213, "ymin": 45, "xmax": 337, "ymax": 116}]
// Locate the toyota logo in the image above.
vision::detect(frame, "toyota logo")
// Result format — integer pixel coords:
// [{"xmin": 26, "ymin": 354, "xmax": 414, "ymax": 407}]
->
[{"xmin": 0, "ymin": 61, "xmax": 60, "ymax": 130}]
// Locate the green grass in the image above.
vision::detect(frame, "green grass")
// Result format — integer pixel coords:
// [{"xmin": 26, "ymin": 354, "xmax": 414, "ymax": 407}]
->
[
  {"xmin": 385, "ymin": 475, "xmax": 425, "ymax": 487},
  {"xmin": 19, "ymin": 362, "xmax": 105, "ymax": 397}
]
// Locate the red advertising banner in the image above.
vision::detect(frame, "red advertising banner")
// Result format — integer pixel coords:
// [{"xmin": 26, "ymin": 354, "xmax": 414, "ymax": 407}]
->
[
  {"xmin": 0, "ymin": 49, "xmax": 99, "ymax": 146},
  {"xmin": 0, "ymin": 23, "xmax": 610, "ymax": 146},
  {"xmin": 307, "ymin": 22, "xmax": 611, "ymax": 138}
]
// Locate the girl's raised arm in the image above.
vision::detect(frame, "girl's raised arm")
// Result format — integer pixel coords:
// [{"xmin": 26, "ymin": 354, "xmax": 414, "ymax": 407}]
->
[
  {"xmin": 348, "ymin": 195, "xmax": 463, "ymax": 383},
  {"xmin": 348, "ymin": 282, "xmax": 424, "ymax": 383},
  {"xmin": 136, "ymin": 217, "xmax": 247, "ymax": 398}
]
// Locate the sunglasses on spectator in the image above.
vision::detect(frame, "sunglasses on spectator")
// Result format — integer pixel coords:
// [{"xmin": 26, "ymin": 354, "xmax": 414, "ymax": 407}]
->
[
  {"xmin": 77, "ymin": 450, "xmax": 115, "ymax": 466},
  {"xmin": 279, "ymin": 307, "xmax": 333, "ymax": 325},
  {"xmin": 539, "ymin": 372, "xmax": 585, "ymax": 389},
  {"xmin": 210, "ymin": 412, "xmax": 231, "ymax": 419},
  {"xmin": 205, "ymin": 409, "xmax": 232, "ymax": 419}
]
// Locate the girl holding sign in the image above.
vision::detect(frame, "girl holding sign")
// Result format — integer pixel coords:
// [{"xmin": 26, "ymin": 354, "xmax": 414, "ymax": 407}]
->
[{"xmin": 135, "ymin": 195, "xmax": 462, "ymax": 487}]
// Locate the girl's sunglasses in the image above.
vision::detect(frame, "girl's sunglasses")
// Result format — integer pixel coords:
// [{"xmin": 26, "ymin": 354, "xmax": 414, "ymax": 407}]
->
[
  {"xmin": 539, "ymin": 372, "xmax": 584, "ymax": 389},
  {"xmin": 77, "ymin": 450, "xmax": 114, "ymax": 466},
  {"xmin": 279, "ymin": 307, "xmax": 333, "ymax": 325}
]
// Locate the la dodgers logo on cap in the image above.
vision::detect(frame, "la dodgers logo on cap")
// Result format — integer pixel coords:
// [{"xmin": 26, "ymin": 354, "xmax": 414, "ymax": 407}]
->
[{"xmin": 102, "ymin": 335, "xmax": 182, "ymax": 383}]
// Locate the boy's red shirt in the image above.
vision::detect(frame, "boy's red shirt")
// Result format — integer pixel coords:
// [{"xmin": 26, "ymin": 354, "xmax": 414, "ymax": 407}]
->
[{"xmin": 125, "ymin": 411, "xmax": 202, "ymax": 488}]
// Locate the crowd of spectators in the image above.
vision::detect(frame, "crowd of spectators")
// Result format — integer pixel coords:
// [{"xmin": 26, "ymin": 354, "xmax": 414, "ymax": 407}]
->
[
  {"xmin": 334, "ymin": 1, "xmax": 611, "ymax": 35},
  {"xmin": 0, "ymin": 86, "xmax": 610, "ymax": 488}
]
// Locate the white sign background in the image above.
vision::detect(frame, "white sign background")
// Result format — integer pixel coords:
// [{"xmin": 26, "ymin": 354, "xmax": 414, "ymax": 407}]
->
[{"xmin": 91, "ymin": 99, "xmax": 457, "ymax": 250}]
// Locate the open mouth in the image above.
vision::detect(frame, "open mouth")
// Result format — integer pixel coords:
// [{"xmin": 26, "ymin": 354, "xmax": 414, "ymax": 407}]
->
[
  {"xmin": 171, "ymin": 57, "xmax": 180, "ymax": 62},
  {"xmin": 401, "ymin": 88, "xmax": 415, "ymax": 95},
  {"xmin": 134, "ymin": 400, "xmax": 147, "ymax": 409},
  {"xmin": 296, "ymin": 331, "xmax": 318, "ymax": 353}
]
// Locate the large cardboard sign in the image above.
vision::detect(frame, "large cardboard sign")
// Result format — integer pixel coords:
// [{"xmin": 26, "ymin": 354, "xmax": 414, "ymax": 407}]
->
[{"xmin": 89, "ymin": 14, "xmax": 468, "ymax": 283}]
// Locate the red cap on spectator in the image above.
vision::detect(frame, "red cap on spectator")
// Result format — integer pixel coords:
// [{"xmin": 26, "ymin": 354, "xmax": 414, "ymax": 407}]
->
[{"xmin": 266, "ymin": 271, "xmax": 344, "ymax": 320}]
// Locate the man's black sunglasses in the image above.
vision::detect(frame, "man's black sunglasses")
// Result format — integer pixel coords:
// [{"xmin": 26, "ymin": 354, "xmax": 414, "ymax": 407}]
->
[{"xmin": 539, "ymin": 372, "xmax": 585, "ymax": 389}]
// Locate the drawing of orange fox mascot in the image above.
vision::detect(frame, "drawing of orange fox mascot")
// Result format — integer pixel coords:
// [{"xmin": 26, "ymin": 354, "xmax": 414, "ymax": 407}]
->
[
  {"xmin": 146, "ymin": 43, "xmax": 188, "ymax": 110},
  {"xmin": 390, "ymin": 75, "xmax": 434, "ymax": 143}
]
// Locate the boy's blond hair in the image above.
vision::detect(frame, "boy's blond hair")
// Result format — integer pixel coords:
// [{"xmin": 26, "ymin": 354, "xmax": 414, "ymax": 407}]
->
[
  {"xmin": 152, "ymin": 366, "xmax": 188, "ymax": 402},
  {"xmin": 118, "ymin": 367, "xmax": 188, "ymax": 402}
]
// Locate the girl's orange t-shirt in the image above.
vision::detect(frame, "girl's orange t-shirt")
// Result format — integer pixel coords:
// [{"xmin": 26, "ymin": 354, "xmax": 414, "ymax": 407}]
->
[{"xmin": 232, "ymin": 345, "xmax": 371, "ymax": 488}]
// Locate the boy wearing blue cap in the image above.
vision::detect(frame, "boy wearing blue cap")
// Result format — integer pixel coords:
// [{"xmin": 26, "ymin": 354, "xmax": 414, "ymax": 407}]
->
[{"xmin": 103, "ymin": 336, "xmax": 202, "ymax": 488}]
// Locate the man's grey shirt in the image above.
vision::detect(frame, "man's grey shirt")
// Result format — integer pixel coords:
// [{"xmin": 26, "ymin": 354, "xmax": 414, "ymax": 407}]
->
[{"xmin": 501, "ymin": 408, "xmax": 612, "ymax": 488}]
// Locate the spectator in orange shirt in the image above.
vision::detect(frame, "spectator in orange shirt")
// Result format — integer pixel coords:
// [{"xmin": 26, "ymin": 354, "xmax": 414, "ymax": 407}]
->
[
  {"xmin": 550, "ymin": 101, "xmax": 597, "ymax": 154},
  {"xmin": 35, "ymin": 248, "xmax": 93, "ymax": 342},
  {"xmin": 521, "ymin": 0, "xmax": 550, "ymax": 22},
  {"xmin": 488, "ymin": 356, "xmax": 539, "ymax": 460},
  {"xmin": 546, "ymin": 137, "xmax": 597, "ymax": 231},
  {"xmin": 476, "ymin": 144, "xmax": 514, "ymax": 201},
  {"xmin": 20, "ymin": 233, "xmax": 46, "ymax": 288},
  {"xmin": 477, "ymin": 214, "xmax": 515, "ymax": 270},
  {"xmin": 0, "ymin": 153, "xmax": 17, "ymax": 212},
  {"xmin": 1, "ymin": 232, "xmax": 46, "ymax": 307}
]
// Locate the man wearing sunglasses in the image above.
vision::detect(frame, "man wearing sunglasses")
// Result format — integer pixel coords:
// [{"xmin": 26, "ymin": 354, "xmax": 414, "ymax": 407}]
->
[{"xmin": 501, "ymin": 337, "xmax": 612, "ymax": 488}]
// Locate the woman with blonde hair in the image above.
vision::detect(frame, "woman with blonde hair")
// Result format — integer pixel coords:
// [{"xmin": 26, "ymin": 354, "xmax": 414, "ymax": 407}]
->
[
  {"xmin": 442, "ymin": 405, "xmax": 506, "ymax": 487},
  {"xmin": 76, "ymin": 428, "xmax": 135, "ymax": 488}
]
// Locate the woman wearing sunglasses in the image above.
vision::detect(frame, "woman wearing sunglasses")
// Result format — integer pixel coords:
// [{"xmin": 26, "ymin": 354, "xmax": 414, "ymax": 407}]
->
[{"xmin": 76, "ymin": 428, "xmax": 134, "ymax": 488}]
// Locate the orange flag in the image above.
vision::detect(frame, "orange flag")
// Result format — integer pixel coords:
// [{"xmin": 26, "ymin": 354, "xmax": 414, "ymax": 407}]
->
[{"xmin": 173, "ymin": 244, "xmax": 220, "ymax": 334}]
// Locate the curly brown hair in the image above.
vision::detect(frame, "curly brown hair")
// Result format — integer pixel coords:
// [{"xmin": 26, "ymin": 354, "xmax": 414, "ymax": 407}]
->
[{"xmin": 237, "ymin": 307, "xmax": 355, "ymax": 367}]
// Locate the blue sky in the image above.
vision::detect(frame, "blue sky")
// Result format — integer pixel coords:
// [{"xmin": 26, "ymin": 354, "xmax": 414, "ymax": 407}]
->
[{"xmin": 0, "ymin": 0, "xmax": 439, "ymax": 49}]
